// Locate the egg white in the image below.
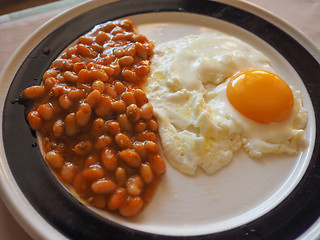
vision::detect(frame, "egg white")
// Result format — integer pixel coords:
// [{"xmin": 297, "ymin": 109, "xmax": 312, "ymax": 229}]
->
[{"xmin": 144, "ymin": 33, "xmax": 308, "ymax": 175}]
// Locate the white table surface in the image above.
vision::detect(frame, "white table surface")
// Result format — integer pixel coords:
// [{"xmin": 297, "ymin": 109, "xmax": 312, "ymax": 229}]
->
[{"xmin": 0, "ymin": 0, "xmax": 319, "ymax": 239}]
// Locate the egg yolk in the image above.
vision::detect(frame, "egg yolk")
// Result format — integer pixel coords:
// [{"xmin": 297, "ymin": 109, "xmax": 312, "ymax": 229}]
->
[{"xmin": 227, "ymin": 69, "xmax": 294, "ymax": 124}]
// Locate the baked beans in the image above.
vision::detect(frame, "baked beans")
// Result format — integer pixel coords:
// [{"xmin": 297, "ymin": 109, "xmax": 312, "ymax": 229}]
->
[{"xmin": 20, "ymin": 19, "xmax": 166, "ymax": 218}]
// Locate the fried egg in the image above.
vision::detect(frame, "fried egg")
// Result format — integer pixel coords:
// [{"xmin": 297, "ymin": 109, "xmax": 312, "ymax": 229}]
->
[
  {"xmin": 208, "ymin": 72, "xmax": 307, "ymax": 158},
  {"xmin": 144, "ymin": 33, "xmax": 308, "ymax": 175}
]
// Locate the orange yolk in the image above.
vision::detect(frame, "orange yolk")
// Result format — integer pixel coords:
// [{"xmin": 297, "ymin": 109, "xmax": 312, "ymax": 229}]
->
[{"xmin": 227, "ymin": 70, "xmax": 294, "ymax": 124}]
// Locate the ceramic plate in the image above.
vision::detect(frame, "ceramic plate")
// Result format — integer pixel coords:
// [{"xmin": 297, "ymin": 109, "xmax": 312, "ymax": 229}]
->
[{"xmin": 0, "ymin": 0, "xmax": 320, "ymax": 239}]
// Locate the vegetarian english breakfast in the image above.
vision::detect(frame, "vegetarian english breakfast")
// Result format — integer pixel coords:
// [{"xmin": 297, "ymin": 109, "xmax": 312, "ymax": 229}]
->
[{"xmin": 20, "ymin": 19, "xmax": 308, "ymax": 217}]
